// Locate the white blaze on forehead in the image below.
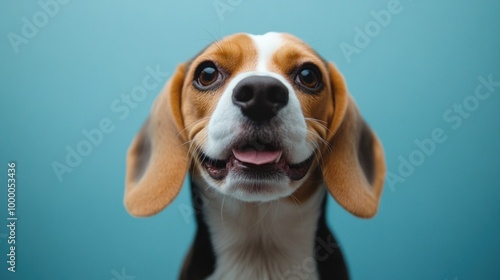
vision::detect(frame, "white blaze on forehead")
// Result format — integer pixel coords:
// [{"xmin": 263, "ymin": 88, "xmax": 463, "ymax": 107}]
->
[{"xmin": 248, "ymin": 32, "xmax": 284, "ymax": 72}]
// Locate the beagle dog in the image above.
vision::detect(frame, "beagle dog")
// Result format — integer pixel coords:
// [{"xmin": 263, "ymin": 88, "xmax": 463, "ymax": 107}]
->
[{"xmin": 124, "ymin": 32, "xmax": 385, "ymax": 280}]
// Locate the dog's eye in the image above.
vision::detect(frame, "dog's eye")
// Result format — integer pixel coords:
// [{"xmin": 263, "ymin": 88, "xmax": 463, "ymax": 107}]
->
[
  {"xmin": 295, "ymin": 67, "xmax": 320, "ymax": 89},
  {"xmin": 199, "ymin": 67, "xmax": 218, "ymax": 85},
  {"xmin": 195, "ymin": 62, "xmax": 220, "ymax": 89}
]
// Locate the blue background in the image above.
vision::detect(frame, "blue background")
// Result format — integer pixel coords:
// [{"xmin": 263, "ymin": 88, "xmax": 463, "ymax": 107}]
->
[{"xmin": 1, "ymin": 0, "xmax": 499, "ymax": 279}]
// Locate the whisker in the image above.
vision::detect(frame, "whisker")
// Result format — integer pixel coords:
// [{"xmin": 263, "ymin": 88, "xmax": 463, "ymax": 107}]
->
[
  {"xmin": 200, "ymin": 27, "xmax": 223, "ymax": 46},
  {"xmin": 290, "ymin": 194, "xmax": 304, "ymax": 234},
  {"xmin": 305, "ymin": 140, "xmax": 324, "ymax": 168},
  {"xmin": 248, "ymin": 201, "xmax": 273, "ymax": 230},
  {"xmin": 304, "ymin": 117, "xmax": 327, "ymax": 125},
  {"xmin": 271, "ymin": 198, "xmax": 280, "ymax": 228},
  {"xmin": 220, "ymin": 195, "xmax": 226, "ymax": 230},
  {"xmin": 177, "ymin": 116, "xmax": 211, "ymax": 138},
  {"xmin": 304, "ymin": 117, "xmax": 333, "ymax": 135},
  {"xmin": 307, "ymin": 129, "xmax": 332, "ymax": 154}
]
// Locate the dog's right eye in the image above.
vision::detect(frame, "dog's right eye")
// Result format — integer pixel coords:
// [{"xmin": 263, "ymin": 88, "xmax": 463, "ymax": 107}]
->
[
  {"xmin": 194, "ymin": 62, "xmax": 221, "ymax": 89},
  {"xmin": 199, "ymin": 66, "xmax": 218, "ymax": 86}
]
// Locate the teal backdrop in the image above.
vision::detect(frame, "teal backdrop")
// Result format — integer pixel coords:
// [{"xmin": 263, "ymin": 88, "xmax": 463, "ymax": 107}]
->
[{"xmin": 1, "ymin": 0, "xmax": 499, "ymax": 279}]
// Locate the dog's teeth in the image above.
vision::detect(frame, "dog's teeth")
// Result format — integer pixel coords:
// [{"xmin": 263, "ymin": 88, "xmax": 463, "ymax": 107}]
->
[{"xmin": 274, "ymin": 152, "xmax": 283, "ymax": 163}]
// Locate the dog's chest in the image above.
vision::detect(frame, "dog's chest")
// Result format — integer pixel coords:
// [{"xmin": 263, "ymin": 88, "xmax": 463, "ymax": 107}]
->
[{"xmin": 199, "ymin": 186, "xmax": 325, "ymax": 280}]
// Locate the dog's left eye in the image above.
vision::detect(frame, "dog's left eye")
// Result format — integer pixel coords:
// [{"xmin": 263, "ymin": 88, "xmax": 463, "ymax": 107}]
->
[{"xmin": 295, "ymin": 67, "xmax": 320, "ymax": 89}]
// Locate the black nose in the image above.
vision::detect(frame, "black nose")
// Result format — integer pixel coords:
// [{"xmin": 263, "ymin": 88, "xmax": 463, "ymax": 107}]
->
[{"xmin": 232, "ymin": 76, "xmax": 289, "ymax": 123}]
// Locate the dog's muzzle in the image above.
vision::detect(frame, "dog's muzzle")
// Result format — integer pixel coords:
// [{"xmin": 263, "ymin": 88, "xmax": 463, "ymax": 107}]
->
[{"xmin": 199, "ymin": 76, "xmax": 314, "ymax": 182}]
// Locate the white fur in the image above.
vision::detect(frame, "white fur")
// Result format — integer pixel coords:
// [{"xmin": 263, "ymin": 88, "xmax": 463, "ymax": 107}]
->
[
  {"xmin": 248, "ymin": 32, "xmax": 284, "ymax": 72},
  {"xmin": 194, "ymin": 177, "xmax": 325, "ymax": 280}
]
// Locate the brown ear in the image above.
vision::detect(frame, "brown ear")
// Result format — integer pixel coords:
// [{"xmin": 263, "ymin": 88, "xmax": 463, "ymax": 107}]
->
[
  {"xmin": 124, "ymin": 64, "xmax": 189, "ymax": 217},
  {"xmin": 322, "ymin": 63, "xmax": 386, "ymax": 218}
]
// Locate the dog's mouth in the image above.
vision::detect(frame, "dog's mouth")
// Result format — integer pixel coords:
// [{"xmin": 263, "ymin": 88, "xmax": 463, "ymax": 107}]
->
[{"xmin": 199, "ymin": 142, "xmax": 313, "ymax": 181}]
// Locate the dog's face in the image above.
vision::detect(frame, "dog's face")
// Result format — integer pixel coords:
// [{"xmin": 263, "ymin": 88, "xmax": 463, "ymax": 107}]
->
[
  {"xmin": 184, "ymin": 33, "xmax": 333, "ymax": 202},
  {"xmin": 124, "ymin": 32, "xmax": 385, "ymax": 218}
]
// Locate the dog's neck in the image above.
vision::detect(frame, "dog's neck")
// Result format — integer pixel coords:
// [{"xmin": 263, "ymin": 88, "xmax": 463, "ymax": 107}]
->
[{"xmin": 192, "ymin": 177, "xmax": 325, "ymax": 280}]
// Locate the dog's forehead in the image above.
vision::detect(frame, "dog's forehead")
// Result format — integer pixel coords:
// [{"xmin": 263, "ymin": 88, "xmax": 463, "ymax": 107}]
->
[
  {"xmin": 246, "ymin": 32, "xmax": 286, "ymax": 71},
  {"xmin": 191, "ymin": 32, "xmax": 322, "ymax": 72}
]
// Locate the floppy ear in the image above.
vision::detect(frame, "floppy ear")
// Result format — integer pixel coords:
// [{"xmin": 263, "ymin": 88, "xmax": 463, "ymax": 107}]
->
[
  {"xmin": 322, "ymin": 63, "xmax": 386, "ymax": 218},
  {"xmin": 124, "ymin": 63, "xmax": 189, "ymax": 217}
]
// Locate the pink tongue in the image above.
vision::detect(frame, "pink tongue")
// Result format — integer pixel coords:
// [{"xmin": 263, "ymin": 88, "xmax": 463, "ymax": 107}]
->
[{"xmin": 232, "ymin": 149, "xmax": 282, "ymax": 165}]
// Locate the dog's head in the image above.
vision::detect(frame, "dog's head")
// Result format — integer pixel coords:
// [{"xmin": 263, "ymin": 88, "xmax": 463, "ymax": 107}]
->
[{"xmin": 124, "ymin": 32, "xmax": 385, "ymax": 218}]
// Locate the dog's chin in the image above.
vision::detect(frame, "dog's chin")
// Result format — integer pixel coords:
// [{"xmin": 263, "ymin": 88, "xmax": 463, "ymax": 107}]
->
[
  {"xmin": 221, "ymin": 178, "xmax": 297, "ymax": 202},
  {"xmin": 198, "ymin": 150, "xmax": 314, "ymax": 201},
  {"xmin": 203, "ymin": 173, "xmax": 306, "ymax": 203}
]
